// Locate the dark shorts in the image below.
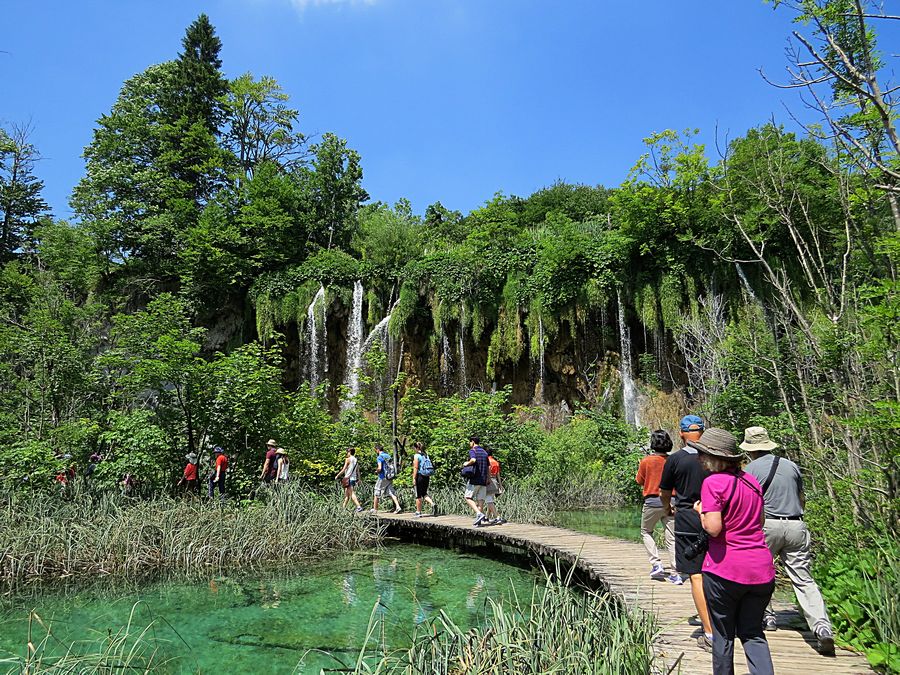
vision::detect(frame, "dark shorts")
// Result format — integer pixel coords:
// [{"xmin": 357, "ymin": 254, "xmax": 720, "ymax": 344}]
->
[
  {"xmin": 674, "ymin": 508, "xmax": 705, "ymax": 575},
  {"xmin": 415, "ymin": 474, "xmax": 430, "ymax": 498}
]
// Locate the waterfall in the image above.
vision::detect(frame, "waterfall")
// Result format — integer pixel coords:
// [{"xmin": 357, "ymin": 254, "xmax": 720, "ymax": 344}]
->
[
  {"xmin": 458, "ymin": 304, "xmax": 467, "ymax": 394},
  {"xmin": 440, "ymin": 326, "xmax": 452, "ymax": 391},
  {"xmin": 537, "ymin": 314, "xmax": 545, "ymax": 403},
  {"xmin": 617, "ymin": 289, "xmax": 640, "ymax": 427},
  {"xmin": 360, "ymin": 299, "xmax": 399, "ymax": 357},
  {"xmin": 306, "ymin": 285, "xmax": 326, "ymax": 392},
  {"xmin": 735, "ymin": 262, "xmax": 760, "ymax": 303},
  {"xmin": 342, "ymin": 280, "xmax": 365, "ymax": 408}
]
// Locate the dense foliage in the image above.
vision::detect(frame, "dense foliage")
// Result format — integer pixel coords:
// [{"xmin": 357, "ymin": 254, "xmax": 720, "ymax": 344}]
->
[{"xmin": 1, "ymin": 4, "xmax": 899, "ymax": 670}]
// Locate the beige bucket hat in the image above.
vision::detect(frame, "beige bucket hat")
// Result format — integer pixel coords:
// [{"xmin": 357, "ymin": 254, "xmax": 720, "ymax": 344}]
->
[
  {"xmin": 739, "ymin": 426, "xmax": 779, "ymax": 453},
  {"xmin": 267, "ymin": 439, "xmax": 277, "ymax": 447},
  {"xmin": 687, "ymin": 427, "xmax": 742, "ymax": 460}
]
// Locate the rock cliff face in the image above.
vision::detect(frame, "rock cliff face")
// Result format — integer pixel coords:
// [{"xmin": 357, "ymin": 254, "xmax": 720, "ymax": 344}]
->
[{"xmin": 230, "ymin": 288, "xmax": 684, "ymax": 422}]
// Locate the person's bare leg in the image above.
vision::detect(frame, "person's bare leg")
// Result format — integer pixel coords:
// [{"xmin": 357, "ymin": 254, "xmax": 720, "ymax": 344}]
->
[
  {"xmin": 372, "ymin": 496, "xmax": 380, "ymax": 511},
  {"xmin": 691, "ymin": 573, "xmax": 713, "ymax": 634},
  {"xmin": 391, "ymin": 494, "xmax": 401, "ymax": 511},
  {"xmin": 350, "ymin": 489, "xmax": 361, "ymax": 509},
  {"xmin": 465, "ymin": 497, "xmax": 481, "ymax": 515},
  {"xmin": 416, "ymin": 496, "xmax": 423, "ymax": 512},
  {"xmin": 343, "ymin": 488, "xmax": 351, "ymax": 508}
]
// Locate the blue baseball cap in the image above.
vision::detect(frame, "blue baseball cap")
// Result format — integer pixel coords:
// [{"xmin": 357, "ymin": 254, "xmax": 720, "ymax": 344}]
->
[{"xmin": 679, "ymin": 415, "xmax": 705, "ymax": 432}]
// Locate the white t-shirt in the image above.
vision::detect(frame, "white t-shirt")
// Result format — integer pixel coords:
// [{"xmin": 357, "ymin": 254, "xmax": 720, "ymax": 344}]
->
[{"xmin": 346, "ymin": 455, "xmax": 359, "ymax": 480}]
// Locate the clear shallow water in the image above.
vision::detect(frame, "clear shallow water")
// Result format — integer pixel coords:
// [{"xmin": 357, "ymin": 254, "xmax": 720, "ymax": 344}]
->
[
  {"xmin": 554, "ymin": 507, "xmax": 642, "ymax": 542},
  {"xmin": 0, "ymin": 544, "xmax": 540, "ymax": 674}
]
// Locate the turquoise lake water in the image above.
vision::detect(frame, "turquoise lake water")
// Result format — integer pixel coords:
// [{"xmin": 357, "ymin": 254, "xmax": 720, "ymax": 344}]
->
[
  {"xmin": 0, "ymin": 544, "xmax": 541, "ymax": 674},
  {"xmin": 554, "ymin": 507, "xmax": 642, "ymax": 542}
]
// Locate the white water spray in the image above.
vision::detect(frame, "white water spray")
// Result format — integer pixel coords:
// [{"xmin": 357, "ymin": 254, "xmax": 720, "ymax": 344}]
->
[
  {"xmin": 306, "ymin": 285, "xmax": 326, "ymax": 391},
  {"xmin": 440, "ymin": 326, "xmax": 452, "ymax": 391},
  {"xmin": 537, "ymin": 314, "xmax": 545, "ymax": 403},
  {"xmin": 617, "ymin": 289, "xmax": 640, "ymax": 427},
  {"xmin": 458, "ymin": 304, "xmax": 467, "ymax": 394},
  {"xmin": 342, "ymin": 281, "xmax": 364, "ymax": 408}
]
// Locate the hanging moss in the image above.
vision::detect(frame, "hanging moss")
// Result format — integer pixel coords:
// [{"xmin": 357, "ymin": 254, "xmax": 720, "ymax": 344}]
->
[
  {"xmin": 390, "ymin": 281, "xmax": 419, "ymax": 336},
  {"xmin": 659, "ymin": 273, "xmax": 685, "ymax": 329}
]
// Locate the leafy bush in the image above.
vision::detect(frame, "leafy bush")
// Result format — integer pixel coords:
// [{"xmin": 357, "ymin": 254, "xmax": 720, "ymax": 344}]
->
[
  {"xmin": 818, "ymin": 539, "xmax": 900, "ymax": 673},
  {"xmin": 534, "ymin": 411, "xmax": 644, "ymax": 504}
]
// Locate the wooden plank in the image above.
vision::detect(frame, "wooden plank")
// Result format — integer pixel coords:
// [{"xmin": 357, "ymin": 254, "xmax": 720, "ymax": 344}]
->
[{"xmin": 374, "ymin": 512, "xmax": 872, "ymax": 675}]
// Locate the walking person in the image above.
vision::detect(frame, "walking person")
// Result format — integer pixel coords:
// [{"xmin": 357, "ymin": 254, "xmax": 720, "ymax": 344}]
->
[
  {"xmin": 275, "ymin": 447, "xmax": 290, "ymax": 484},
  {"xmin": 411, "ymin": 442, "xmax": 437, "ymax": 517},
  {"xmin": 208, "ymin": 446, "xmax": 228, "ymax": 501},
  {"xmin": 692, "ymin": 427, "xmax": 776, "ymax": 675},
  {"xmin": 372, "ymin": 443, "xmax": 401, "ymax": 514},
  {"xmin": 336, "ymin": 447, "xmax": 363, "ymax": 512},
  {"xmin": 660, "ymin": 414, "xmax": 714, "ymax": 650},
  {"xmin": 462, "ymin": 435, "xmax": 490, "ymax": 527},
  {"xmin": 178, "ymin": 452, "xmax": 199, "ymax": 494},
  {"xmin": 260, "ymin": 439, "xmax": 278, "ymax": 485},
  {"xmin": 742, "ymin": 426, "xmax": 835, "ymax": 655},
  {"xmin": 484, "ymin": 448, "xmax": 505, "ymax": 525},
  {"xmin": 636, "ymin": 430, "xmax": 677, "ymax": 581}
]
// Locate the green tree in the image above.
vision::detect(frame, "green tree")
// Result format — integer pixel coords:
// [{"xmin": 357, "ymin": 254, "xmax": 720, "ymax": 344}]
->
[{"xmin": 0, "ymin": 125, "xmax": 49, "ymax": 260}]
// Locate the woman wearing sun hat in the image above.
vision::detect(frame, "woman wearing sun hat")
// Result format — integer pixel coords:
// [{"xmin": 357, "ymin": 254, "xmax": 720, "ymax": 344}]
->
[{"xmin": 691, "ymin": 427, "xmax": 775, "ymax": 675}]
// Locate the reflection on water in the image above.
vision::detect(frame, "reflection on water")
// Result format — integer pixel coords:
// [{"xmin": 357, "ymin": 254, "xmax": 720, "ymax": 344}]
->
[
  {"xmin": 0, "ymin": 544, "xmax": 539, "ymax": 674},
  {"xmin": 554, "ymin": 507, "xmax": 642, "ymax": 542}
]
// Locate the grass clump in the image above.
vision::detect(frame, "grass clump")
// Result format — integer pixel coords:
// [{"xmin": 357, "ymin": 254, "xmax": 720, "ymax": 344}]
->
[
  {"xmin": 0, "ymin": 484, "xmax": 379, "ymax": 582},
  {"xmin": 331, "ymin": 573, "xmax": 656, "ymax": 675},
  {"xmin": 0, "ymin": 604, "xmax": 169, "ymax": 674}
]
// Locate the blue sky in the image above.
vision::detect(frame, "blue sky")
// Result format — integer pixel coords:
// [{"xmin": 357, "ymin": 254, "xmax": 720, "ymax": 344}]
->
[{"xmin": 1, "ymin": 1, "xmax": 865, "ymax": 220}]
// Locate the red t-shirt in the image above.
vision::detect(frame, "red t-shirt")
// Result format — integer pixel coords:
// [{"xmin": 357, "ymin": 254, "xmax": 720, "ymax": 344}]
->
[
  {"xmin": 636, "ymin": 454, "xmax": 667, "ymax": 497},
  {"xmin": 183, "ymin": 462, "xmax": 198, "ymax": 481},
  {"xmin": 488, "ymin": 456, "xmax": 500, "ymax": 477},
  {"xmin": 215, "ymin": 454, "xmax": 228, "ymax": 474},
  {"xmin": 265, "ymin": 449, "xmax": 278, "ymax": 479}
]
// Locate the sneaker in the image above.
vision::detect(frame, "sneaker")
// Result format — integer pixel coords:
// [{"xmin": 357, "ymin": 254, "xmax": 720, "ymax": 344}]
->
[
  {"xmin": 687, "ymin": 613, "xmax": 702, "ymax": 625},
  {"xmin": 815, "ymin": 627, "xmax": 835, "ymax": 656},
  {"xmin": 355, "ymin": 506, "xmax": 364, "ymax": 512},
  {"xmin": 369, "ymin": 508, "xmax": 377, "ymax": 514},
  {"xmin": 650, "ymin": 564, "xmax": 667, "ymax": 581},
  {"xmin": 393, "ymin": 507, "xmax": 402, "ymax": 514},
  {"xmin": 497, "ymin": 517, "xmax": 507, "ymax": 524},
  {"xmin": 697, "ymin": 634, "xmax": 713, "ymax": 653},
  {"xmin": 490, "ymin": 518, "xmax": 503, "ymax": 525},
  {"xmin": 473, "ymin": 513, "xmax": 487, "ymax": 527},
  {"xmin": 763, "ymin": 616, "xmax": 777, "ymax": 632},
  {"xmin": 431, "ymin": 504, "xmax": 439, "ymax": 516},
  {"xmin": 668, "ymin": 574, "xmax": 685, "ymax": 586},
  {"xmin": 414, "ymin": 511, "xmax": 423, "ymax": 518}
]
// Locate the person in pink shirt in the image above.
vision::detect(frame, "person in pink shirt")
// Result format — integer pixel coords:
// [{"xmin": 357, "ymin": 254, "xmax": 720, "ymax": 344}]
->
[{"xmin": 691, "ymin": 428, "xmax": 775, "ymax": 675}]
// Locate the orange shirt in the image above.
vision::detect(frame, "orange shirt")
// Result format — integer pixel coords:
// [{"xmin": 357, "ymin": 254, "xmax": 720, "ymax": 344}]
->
[
  {"xmin": 488, "ymin": 456, "xmax": 500, "ymax": 477},
  {"xmin": 183, "ymin": 462, "xmax": 198, "ymax": 481},
  {"xmin": 636, "ymin": 454, "xmax": 667, "ymax": 497},
  {"xmin": 215, "ymin": 454, "xmax": 228, "ymax": 474}
]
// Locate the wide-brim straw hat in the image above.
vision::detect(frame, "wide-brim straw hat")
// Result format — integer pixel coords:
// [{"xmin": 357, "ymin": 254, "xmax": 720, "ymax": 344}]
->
[
  {"xmin": 739, "ymin": 426, "xmax": 779, "ymax": 452},
  {"xmin": 687, "ymin": 427, "xmax": 742, "ymax": 460},
  {"xmin": 275, "ymin": 447, "xmax": 287, "ymax": 455},
  {"xmin": 267, "ymin": 439, "xmax": 277, "ymax": 447}
]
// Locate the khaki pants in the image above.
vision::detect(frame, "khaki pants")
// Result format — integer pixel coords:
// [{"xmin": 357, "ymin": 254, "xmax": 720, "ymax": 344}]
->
[
  {"xmin": 764, "ymin": 519, "xmax": 832, "ymax": 632},
  {"xmin": 641, "ymin": 503, "xmax": 675, "ymax": 570}
]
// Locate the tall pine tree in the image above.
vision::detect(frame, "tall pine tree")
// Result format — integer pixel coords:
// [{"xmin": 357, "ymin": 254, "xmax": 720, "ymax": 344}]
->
[{"xmin": 0, "ymin": 125, "xmax": 49, "ymax": 260}]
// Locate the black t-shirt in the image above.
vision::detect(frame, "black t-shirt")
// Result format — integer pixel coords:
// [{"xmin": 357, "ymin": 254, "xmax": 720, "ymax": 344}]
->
[{"xmin": 659, "ymin": 449, "xmax": 708, "ymax": 510}]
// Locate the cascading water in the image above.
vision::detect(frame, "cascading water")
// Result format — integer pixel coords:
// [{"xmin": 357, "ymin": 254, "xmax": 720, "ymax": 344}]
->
[
  {"xmin": 360, "ymin": 299, "xmax": 399, "ymax": 358},
  {"xmin": 617, "ymin": 289, "xmax": 640, "ymax": 427},
  {"xmin": 305, "ymin": 286, "xmax": 326, "ymax": 392},
  {"xmin": 537, "ymin": 314, "xmax": 545, "ymax": 403},
  {"xmin": 457, "ymin": 304, "xmax": 467, "ymax": 394},
  {"xmin": 440, "ymin": 326, "xmax": 452, "ymax": 391},
  {"xmin": 342, "ymin": 281, "xmax": 365, "ymax": 408}
]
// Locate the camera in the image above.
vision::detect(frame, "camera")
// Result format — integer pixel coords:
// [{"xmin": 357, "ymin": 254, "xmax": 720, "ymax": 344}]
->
[{"xmin": 683, "ymin": 532, "xmax": 709, "ymax": 560}]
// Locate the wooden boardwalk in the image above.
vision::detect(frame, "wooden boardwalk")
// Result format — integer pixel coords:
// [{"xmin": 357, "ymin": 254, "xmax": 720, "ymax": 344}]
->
[{"xmin": 376, "ymin": 512, "xmax": 873, "ymax": 675}]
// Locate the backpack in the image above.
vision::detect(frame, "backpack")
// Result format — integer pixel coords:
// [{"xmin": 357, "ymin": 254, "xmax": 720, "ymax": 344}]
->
[
  {"xmin": 418, "ymin": 454, "xmax": 435, "ymax": 477},
  {"xmin": 383, "ymin": 456, "xmax": 397, "ymax": 480}
]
